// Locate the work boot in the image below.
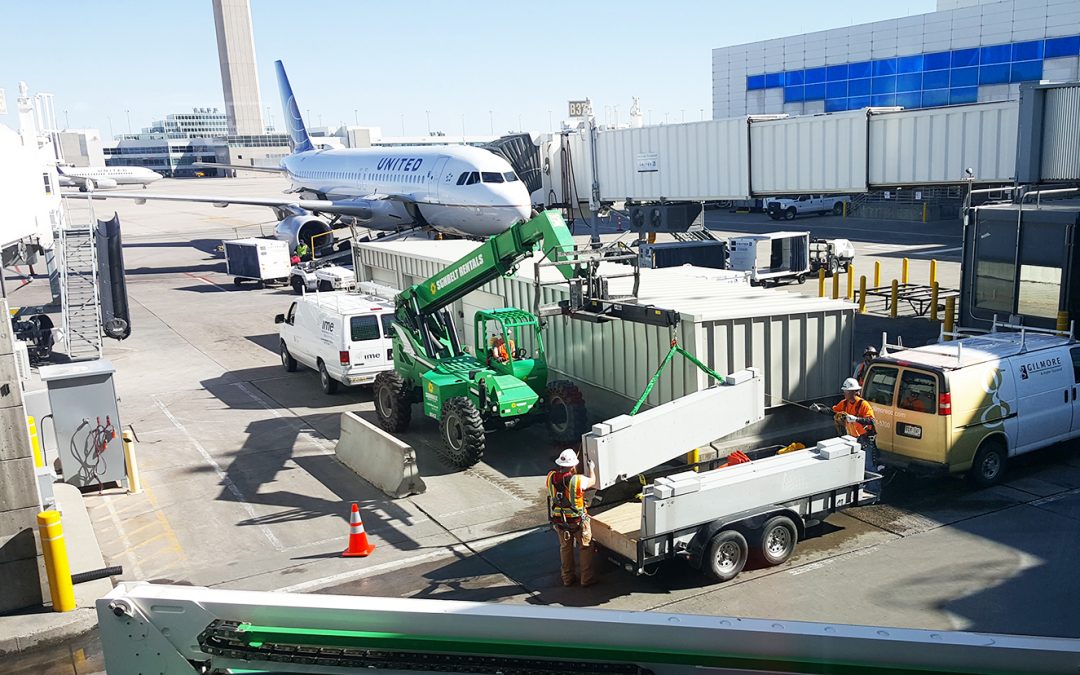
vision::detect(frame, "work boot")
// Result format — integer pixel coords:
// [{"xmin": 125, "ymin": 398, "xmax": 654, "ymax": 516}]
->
[{"xmin": 562, "ymin": 576, "xmax": 577, "ymax": 587}]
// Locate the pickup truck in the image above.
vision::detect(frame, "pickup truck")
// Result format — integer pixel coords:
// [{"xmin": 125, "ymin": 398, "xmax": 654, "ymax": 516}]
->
[{"xmin": 767, "ymin": 195, "xmax": 850, "ymax": 220}]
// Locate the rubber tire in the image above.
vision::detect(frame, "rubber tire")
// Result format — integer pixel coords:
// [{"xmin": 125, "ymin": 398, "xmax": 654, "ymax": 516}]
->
[
  {"xmin": 233, "ymin": 277, "xmax": 244, "ymax": 287},
  {"xmin": 318, "ymin": 360, "xmax": 338, "ymax": 395},
  {"xmin": 756, "ymin": 516, "xmax": 798, "ymax": 566},
  {"xmin": 968, "ymin": 439, "xmax": 1007, "ymax": 488},
  {"xmin": 291, "ymin": 276, "xmax": 304, "ymax": 295},
  {"xmin": 280, "ymin": 342, "xmax": 298, "ymax": 372},
  {"xmin": 833, "ymin": 202, "xmax": 844, "ymax": 215},
  {"xmin": 317, "ymin": 280, "xmax": 333, "ymax": 292},
  {"xmin": 440, "ymin": 397, "xmax": 485, "ymax": 468},
  {"xmin": 785, "ymin": 208, "xmax": 796, "ymax": 221},
  {"xmin": 546, "ymin": 380, "xmax": 588, "ymax": 442},
  {"xmin": 827, "ymin": 257, "xmax": 839, "ymax": 277},
  {"xmin": 373, "ymin": 371, "xmax": 412, "ymax": 433},
  {"xmin": 796, "ymin": 273, "xmax": 806, "ymax": 285},
  {"xmin": 704, "ymin": 530, "xmax": 749, "ymax": 583}
]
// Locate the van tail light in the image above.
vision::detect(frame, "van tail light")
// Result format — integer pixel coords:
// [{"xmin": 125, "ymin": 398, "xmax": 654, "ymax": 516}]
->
[
  {"xmin": 938, "ymin": 392, "xmax": 951, "ymax": 415},
  {"xmin": 339, "ymin": 350, "xmax": 350, "ymax": 366}
]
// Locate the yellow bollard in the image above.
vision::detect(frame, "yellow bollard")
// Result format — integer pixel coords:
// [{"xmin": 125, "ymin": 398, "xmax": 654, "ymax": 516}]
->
[
  {"xmin": 27, "ymin": 416, "xmax": 42, "ymax": 469},
  {"xmin": 901, "ymin": 258, "xmax": 909, "ymax": 285},
  {"xmin": 687, "ymin": 447, "xmax": 700, "ymax": 472},
  {"xmin": 858, "ymin": 275, "xmax": 867, "ymax": 314},
  {"xmin": 122, "ymin": 430, "xmax": 142, "ymax": 494},
  {"xmin": 890, "ymin": 279, "xmax": 899, "ymax": 319},
  {"xmin": 922, "ymin": 202, "xmax": 928, "ymax": 223},
  {"xmin": 37, "ymin": 511, "xmax": 75, "ymax": 612},
  {"xmin": 929, "ymin": 259, "xmax": 937, "ymax": 288},
  {"xmin": 1056, "ymin": 311, "xmax": 1069, "ymax": 333},
  {"xmin": 846, "ymin": 263, "xmax": 855, "ymax": 300},
  {"xmin": 944, "ymin": 297, "xmax": 956, "ymax": 340},
  {"xmin": 930, "ymin": 281, "xmax": 940, "ymax": 322},
  {"xmin": 832, "ymin": 267, "xmax": 840, "ymax": 299},
  {"xmin": 842, "ymin": 201, "xmax": 848, "ymax": 218},
  {"xmin": 818, "ymin": 268, "xmax": 826, "ymax": 298},
  {"xmin": 873, "ymin": 260, "xmax": 881, "ymax": 288}
]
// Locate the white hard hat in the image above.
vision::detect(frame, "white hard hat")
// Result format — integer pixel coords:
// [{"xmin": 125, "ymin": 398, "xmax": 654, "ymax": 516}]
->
[
  {"xmin": 555, "ymin": 449, "xmax": 579, "ymax": 467},
  {"xmin": 841, "ymin": 377, "xmax": 862, "ymax": 392}
]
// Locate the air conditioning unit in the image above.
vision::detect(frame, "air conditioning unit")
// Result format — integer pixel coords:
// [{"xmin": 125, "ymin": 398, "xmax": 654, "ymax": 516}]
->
[{"xmin": 627, "ymin": 202, "xmax": 704, "ymax": 233}]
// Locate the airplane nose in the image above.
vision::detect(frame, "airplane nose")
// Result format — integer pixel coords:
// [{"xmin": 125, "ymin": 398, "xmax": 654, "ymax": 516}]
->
[{"xmin": 515, "ymin": 204, "xmax": 532, "ymax": 221}]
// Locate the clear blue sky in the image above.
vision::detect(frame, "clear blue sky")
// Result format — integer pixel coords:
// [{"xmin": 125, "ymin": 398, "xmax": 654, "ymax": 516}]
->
[{"xmin": 0, "ymin": 0, "xmax": 934, "ymax": 138}]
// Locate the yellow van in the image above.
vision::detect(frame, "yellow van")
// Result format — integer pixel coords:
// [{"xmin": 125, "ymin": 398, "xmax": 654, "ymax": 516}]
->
[{"xmin": 862, "ymin": 326, "xmax": 1078, "ymax": 487}]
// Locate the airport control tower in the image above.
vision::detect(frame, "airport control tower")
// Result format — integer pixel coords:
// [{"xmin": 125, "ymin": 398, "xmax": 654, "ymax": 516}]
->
[{"xmin": 212, "ymin": 0, "xmax": 264, "ymax": 135}]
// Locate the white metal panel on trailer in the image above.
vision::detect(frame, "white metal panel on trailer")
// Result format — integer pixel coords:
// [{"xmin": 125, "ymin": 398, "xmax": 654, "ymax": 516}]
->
[
  {"xmin": 749, "ymin": 110, "xmax": 869, "ymax": 194},
  {"xmin": 353, "ymin": 240, "xmax": 854, "ymax": 410},
  {"xmin": 595, "ymin": 118, "xmax": 751, "ymax": 201},
  {"xmin": 868, "ymin": 101, "xmax": 1018, "ymax": 185}
]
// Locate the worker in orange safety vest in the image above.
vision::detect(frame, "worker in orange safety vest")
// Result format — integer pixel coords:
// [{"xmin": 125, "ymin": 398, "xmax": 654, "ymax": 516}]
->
[{"xmin": 546, "ymin": 449, "xmax": 597, "ymax": 587}]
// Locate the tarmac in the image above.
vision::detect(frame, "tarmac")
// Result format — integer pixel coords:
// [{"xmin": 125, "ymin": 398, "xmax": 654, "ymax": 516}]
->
[{"xmin": 5, "ymin": 178, "xmax": 1080, "ymax": 672}]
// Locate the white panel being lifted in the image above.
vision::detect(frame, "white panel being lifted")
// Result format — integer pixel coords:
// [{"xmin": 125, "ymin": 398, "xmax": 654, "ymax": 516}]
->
[
  {"xmin": 750, "ymin": 110, "xmax": 870, "ymax": 194},
  {"xmin": 583, "ymin": 368, "xmax": 764, "ymax": 490}
]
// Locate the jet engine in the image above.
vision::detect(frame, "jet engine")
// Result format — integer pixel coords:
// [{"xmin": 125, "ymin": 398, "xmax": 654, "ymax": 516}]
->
[
  {"xmin": 79, "ymin": 177, "xmax": 118, "ymax": 192},
  {"xmin": 274, "ymin": 215, "xmax": 333, "ymax": 251}
]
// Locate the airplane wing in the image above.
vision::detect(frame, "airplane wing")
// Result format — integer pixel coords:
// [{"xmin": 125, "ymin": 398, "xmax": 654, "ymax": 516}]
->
[{"xmin": 63, "ymin": 190, "xmax": 414, "ymax": 220}]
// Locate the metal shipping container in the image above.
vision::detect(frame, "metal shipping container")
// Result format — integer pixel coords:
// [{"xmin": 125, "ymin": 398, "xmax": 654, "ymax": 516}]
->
[
  {"xmin": 868, "ymin": 101, "xmax": 1018, "ymax": 186},
  {"xmin": 354, "ymin": 240, "xmax": 854, "ymax": 411},
  {"xmin": 594, "ymin": 118, "xmax": 751, "ymax": 202},
  {"xmin": 749, "ymin": 110, "xmax": 870, "ymax": 194}
]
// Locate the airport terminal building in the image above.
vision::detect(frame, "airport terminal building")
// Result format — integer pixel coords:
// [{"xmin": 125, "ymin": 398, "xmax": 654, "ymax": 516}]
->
[{"xmin": 712, "ymin": 0, "xmax": 1080, "ymax": 118}]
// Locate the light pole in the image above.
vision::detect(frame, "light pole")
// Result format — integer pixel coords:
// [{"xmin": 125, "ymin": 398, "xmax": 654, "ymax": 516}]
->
[
  {"xmin": 699, "ymin": 108, "xmax": 704, "ymax": 121},
  {"xmin": 489, "ymin": 110, "xmax": 494, "ymax": 135},
  {"xmin": 266, "ymin": 106, "xmax": 273, "ymax": 131},
  {"xmin": 664, "ymin": 112, "xmax": 669, "ymax": 124},
  {"xmin": 548, "ymin": 110, "xmax": 552, "ymax": 130},
  {"xmin": 400, "ymin": 113, "xmax": 405, "ymax": 136},
  {"xmin": 63, "ymin": 110, "xmax": 70, "ymax": 128},
  {"xmin": 614, "ymin": 106, "xmax": 619, "ymax": 127},
  {"xmin": 518, "ymin": 113, "xmax": 523, "ymax": 131},
  {"xmin": 354, "ymin": 109, "xmax": 359, "ymax": 125},
  {"xmin": 426, "ymin": 110, "xmax": 431, "ymax": 135},
  {"xmin": 681, "ymin": 109, "xmax": 686, "ymax": 123},
  {"xmin": 125, "ymin": 109, "xmax": 131, "ymax": 134},
  {"xmin": 461, "ymin": 114, "xmax": 466, "ymax": 141}
]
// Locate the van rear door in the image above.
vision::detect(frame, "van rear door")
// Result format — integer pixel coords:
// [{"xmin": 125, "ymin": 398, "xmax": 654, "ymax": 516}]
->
[
  {"xmin": 890, "ymin": 368, "xmax": 946, "ymax": 463},
  {"xmin": 346, "ymin": 312, "xmax": 390, "ymax": 370}
]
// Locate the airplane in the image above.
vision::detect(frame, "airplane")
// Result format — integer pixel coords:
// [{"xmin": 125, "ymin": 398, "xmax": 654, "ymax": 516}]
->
[
  {"xmin": 67, "ymin": 61, "xmax": 533, "ymax": 248},
  {"xmin": 57, "ymin": 165, "xmax": 162, "ymax": 191}
]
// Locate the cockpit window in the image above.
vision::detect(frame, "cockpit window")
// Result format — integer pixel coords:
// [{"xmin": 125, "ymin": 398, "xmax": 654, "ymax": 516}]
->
[
  {"xmin": 465, "ymin": 172, "xmax": 480, "ymax": 185},
  {"xmin": 481, "ymin": 172, "xmax": 504, "ymax": 183},
  {"xmin": 456, "ymin": 172, "xmax": 469, "ymax": 185},
  {"xmin": 503, "ymin": 172, "xmax": 519, "ymax": 182}
]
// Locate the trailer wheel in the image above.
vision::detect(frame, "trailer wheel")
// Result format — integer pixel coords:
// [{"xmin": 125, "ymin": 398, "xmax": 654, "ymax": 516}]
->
[
  {"xmin": 785, "ymin": 208, "xmax": 797, "ymax": 221},
  {"xmin": 827, "ymin": 257, "xmax": 838, "ymax": 276},
  {"xmin": 318, "ymin": 360, "xmax": 338, "ymax": 395},
  {"xmin": 796, "ymin": 273, "xmax": 806, "ymax": 285},
  {"xmin": 968, "ymin": 438, "xmax": 1007, "ymax": 488},
  {"xmin": 280, "ymin": 342, "xmax": 298, "ymax": 372},
  {"xmin": 546, "ymin": 380, "xmax": 588, "ymax": 442},
  {"xmin": 291, "ymin": 276, "xmax": 304, "ymax": 295},
  {"xmin": 373, "ymin": 371, "xmax": 412, "ymax": 433},
  {"xmin": 440, "ymin": 397, "xmax": 485, "ymax": 468},
  {"xmin": 704, "ymin": 530, "xmax": 748, "ymax": 582},
  {"xmin": 756, "ymin": 515, "xmax": 798, "ymax": 566}
]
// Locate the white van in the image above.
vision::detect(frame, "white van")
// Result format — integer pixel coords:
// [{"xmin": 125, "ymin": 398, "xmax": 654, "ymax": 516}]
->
[
  {"xmin": 865, "ymin": 323, "xmax": 1080, "ymax": 486},
  {"xmin": 275, "ymin": 292, "xmax": 396, "ymax": 394}
]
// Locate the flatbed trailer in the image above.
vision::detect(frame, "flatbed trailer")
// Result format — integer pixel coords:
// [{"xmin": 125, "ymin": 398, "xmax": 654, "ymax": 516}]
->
[{"xmin": 591, "ymin": 445, "xmax": 879, "ymax": 581}]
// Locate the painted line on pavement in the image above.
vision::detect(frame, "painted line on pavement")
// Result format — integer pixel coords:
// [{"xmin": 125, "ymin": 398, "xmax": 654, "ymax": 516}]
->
[
  {"xmin": 153, "ymin": 396, "xmax": 285, "ymax": 551},
  {"xmin": 183, "ymin": 271, "xmax": 227, "ymax": 292}
]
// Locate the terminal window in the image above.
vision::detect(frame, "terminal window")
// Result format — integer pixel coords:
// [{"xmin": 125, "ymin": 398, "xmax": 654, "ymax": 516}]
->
[{"xmin": 746, "ymin": 34, "xmax": 1080, "ymax": 111}]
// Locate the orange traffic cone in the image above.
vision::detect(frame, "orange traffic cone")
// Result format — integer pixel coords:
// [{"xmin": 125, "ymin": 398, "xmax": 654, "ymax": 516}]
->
[{"xmin": 342, "ymin": 502, "xmax": 376, "ymax": 557}]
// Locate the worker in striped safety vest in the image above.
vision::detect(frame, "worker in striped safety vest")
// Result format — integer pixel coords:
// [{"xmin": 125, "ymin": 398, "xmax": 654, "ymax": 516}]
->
[{"xmin": 546, "ymin": 449, "xmax": 597, "ymax": 587}]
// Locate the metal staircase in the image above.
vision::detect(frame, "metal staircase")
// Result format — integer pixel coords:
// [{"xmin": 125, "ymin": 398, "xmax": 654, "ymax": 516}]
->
[{"xmin": 59, "ymin": 226, "xmax": 102, "ymax": 361}]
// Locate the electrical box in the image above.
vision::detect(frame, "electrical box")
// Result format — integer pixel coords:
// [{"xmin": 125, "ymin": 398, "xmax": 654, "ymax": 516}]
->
[{"xmin": 39, "ymin": 360, "xmax": 125, "ymax": 489}]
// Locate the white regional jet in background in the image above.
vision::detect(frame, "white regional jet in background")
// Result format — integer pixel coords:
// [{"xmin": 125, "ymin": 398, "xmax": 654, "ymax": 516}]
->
[
  {"xmin": 58, "ymin": 165, "xmax": 163, "ymax": 191},
  {"xmin": 69, "ymin": 60, "xmax": 532, "ymax": 248}
]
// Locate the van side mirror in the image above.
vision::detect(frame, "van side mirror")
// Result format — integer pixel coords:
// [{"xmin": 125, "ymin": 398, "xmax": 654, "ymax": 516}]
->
[{"xmin": 274, "ymin": 314, "xmax": 285, "ymax": 324}]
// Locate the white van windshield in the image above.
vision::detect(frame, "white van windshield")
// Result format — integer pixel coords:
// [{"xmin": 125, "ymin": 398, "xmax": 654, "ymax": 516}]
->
[{"xmin": 350, "ymin": 315, "xmax": 380, "ymax": 342}]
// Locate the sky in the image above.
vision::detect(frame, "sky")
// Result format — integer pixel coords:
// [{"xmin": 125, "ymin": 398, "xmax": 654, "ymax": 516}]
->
[{"xmin": 0, "ymin": 0, "xmax": 935, "ymax": 138}]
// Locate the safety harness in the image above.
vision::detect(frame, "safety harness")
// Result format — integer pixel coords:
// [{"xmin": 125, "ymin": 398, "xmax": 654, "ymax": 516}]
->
[{"xmin": 546, "ymin": 470, "xmax": 585, "ymax": 528}]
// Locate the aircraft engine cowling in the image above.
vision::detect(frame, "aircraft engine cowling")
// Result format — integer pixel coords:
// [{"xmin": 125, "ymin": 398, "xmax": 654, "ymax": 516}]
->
[
  {"xmin": 274, "ymin": 215, "xmax": 332, "ymax": 251},
  {"xmin": 94, "ymin": 178, "xmax": 118, "ymax": 189}
]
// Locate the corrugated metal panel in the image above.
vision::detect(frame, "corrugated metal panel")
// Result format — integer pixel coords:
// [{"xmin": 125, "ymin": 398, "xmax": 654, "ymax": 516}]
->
[
  {"xmin": 594, "ymin": 119, "xmax": 750, "ymax": 201},
  {"xmin": 354, "ymin": 240, "xmax": 854, "ymax": 410},
  {"xmin": 749, "ymin": 111, "xmax": 869, "ymax": 194},
  {"xmin": 868, "ymin": 102, "xmax": 1018, "ymax": 185},
  {"xmin": 1041, "ymin": 85, "xmax": 1080, "ymax": 181}
]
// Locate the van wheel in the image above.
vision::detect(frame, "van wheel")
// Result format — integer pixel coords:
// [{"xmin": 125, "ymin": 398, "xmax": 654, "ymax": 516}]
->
[
  {"xmin": 704, "ymin": 530, "xmax": 748, "ymax": 582},
  {"xmin": 280, "ymin": 342, "xmax": 298, "ymax": 372},
  {"xmin": 440, "ymin": 397, "xmax": 485, "ymax": 468},
  {"xmin": 374, "ymin": 371, "xmax": 412, "ymax": 433},
  {"xmin": 546, "ymin": 380, "xmax": 587, "ymax": 442},
  {"xmin": 755, "ymin": 516, "xmax": 798, "ymax": 566},
  {"xmin": 318, "ymin": 360, "xmax": 338, "ymax": 395},
  {"xmin": 968, "ymin": 439, "xmax": 1007, "ymax": 488},
  {"xmin": 291, "ymin": 276, "xmax": 304, "ymax": 295}
]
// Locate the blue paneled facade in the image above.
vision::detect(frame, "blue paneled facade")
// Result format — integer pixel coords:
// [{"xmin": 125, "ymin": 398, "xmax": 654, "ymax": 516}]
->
[{"xmin": 746, "ymin": 34, "xmax": 1080, "ymax": 111}]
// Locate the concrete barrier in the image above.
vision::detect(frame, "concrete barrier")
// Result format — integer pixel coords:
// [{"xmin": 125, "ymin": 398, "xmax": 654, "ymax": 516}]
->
[{"xmin": 335, "ymin": 412, "xmax": 426, "ymax": 498}]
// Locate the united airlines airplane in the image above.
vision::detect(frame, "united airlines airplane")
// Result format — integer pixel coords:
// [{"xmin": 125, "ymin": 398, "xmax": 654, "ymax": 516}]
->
[
  {"xmin": 71, "ymin": 61, "xmax": 532, "ymax": 247},
  {"xmin": 58, "ymin": 165, "xmax": 162, "ymax": 191}
]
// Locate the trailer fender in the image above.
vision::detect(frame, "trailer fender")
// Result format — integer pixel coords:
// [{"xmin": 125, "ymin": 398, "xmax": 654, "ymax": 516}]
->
[{"xmin": 686, "ymin": 505, "xmax": 805, "ymax": 570}]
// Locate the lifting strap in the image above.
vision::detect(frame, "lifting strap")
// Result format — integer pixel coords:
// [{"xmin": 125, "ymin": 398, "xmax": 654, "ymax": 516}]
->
[{"xmin": 629, "ymin": 339, "xmax": 727, "ymax": 416}]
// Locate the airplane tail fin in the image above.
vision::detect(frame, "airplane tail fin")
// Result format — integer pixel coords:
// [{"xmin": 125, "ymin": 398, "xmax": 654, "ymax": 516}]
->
[{"xmin": 275, "ymin": 60, "xmax": 314, "ymax": 154}]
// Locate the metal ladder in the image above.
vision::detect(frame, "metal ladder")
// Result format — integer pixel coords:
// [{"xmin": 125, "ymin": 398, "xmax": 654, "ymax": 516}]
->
[{"xmin": 59, "ymin": 226, "xmax": 102, "ymax": 361}]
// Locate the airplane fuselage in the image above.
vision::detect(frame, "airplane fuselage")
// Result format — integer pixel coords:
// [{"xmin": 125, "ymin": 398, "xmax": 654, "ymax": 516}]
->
[
  {"xmin": 281, "ymin": 144, "xmax": 531, "ymax": 237},
  {"xmin": 58, "ymin": 165, "xmax": 162, "ymax": 188}
]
